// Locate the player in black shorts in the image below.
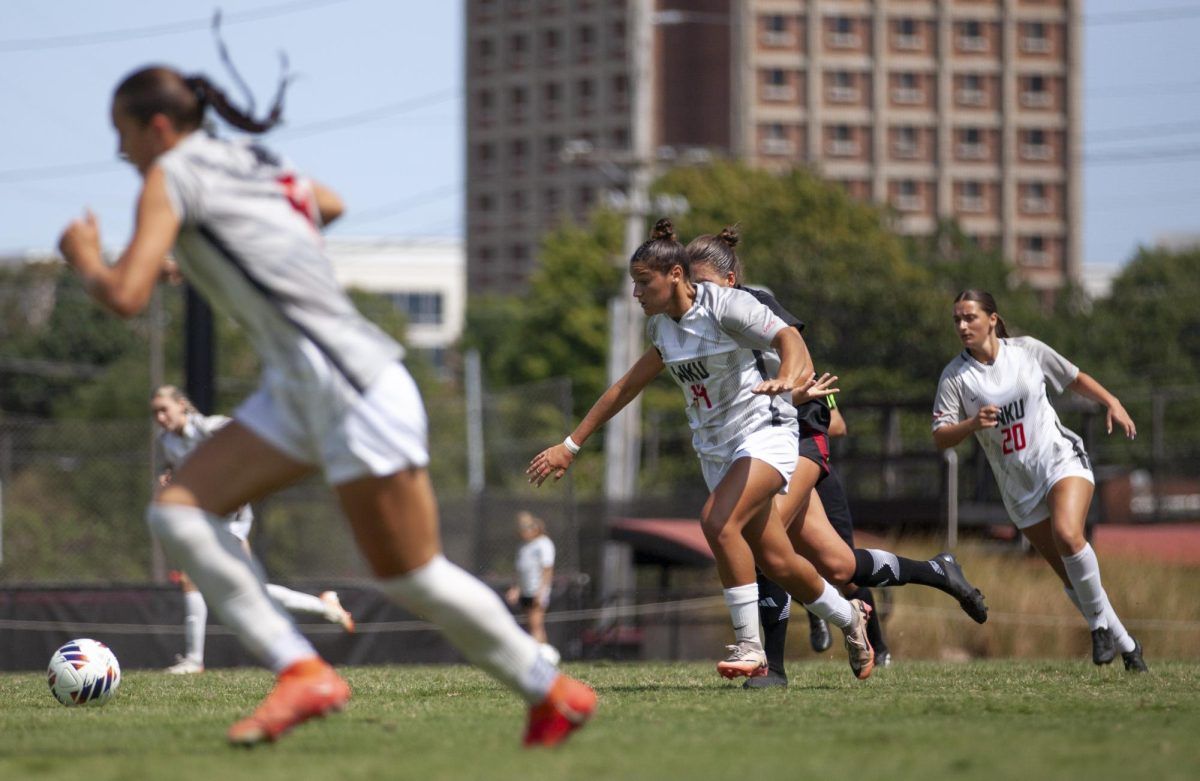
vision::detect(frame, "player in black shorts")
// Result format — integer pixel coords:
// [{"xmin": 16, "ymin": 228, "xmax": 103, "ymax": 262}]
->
[{"xmin": 685, "ymin": 226, "xmax": 989, "ymax": 688}]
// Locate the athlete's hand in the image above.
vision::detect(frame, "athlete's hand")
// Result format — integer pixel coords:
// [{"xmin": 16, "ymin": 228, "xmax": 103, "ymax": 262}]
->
[
  {"xmin": 1107, "ymin": 401, "xmax": 1137, "ymax": 439},
  {"xmin": 58, "ymin": 210, "xmax": 103, "ymax": 270},
  {"xmin": 973, "ymin": 404, "xmax": 1000, "ymax": 430},
  {"xmin": 504, "ymin": 585, "xmax": 520, "ymax": 607},
  {"xmin": 792, "ymin": 373, "xmax": 839, "ymax": 405},
  {"xmin": 751, "ymin": 379, "xmax": 792, "ymax": 397},
  {"xmin": 527, "ymin": 444, "xmax": 574, "ymax": 486}
]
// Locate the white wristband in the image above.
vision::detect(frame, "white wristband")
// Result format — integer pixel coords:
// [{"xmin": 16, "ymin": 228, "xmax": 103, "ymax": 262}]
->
[{"xmin": 563, "ymin": 435, "xmax": 581, "ymax": 455}]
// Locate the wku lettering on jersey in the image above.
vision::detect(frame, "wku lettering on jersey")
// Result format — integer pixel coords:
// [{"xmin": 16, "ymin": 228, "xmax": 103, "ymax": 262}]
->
[
  {"xmin": 995, "ymin": 398, "xmax": 1026, "ymax": 427},
  {"xmin": 670, "ymin": 359, "xmax": 711, "ymax": 384}
]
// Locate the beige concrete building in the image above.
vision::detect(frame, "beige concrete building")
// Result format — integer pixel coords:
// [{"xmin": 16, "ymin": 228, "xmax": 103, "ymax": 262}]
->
[{"xmin": 466, "ymin": 0, "xmax": 1080, "ymax": 295}]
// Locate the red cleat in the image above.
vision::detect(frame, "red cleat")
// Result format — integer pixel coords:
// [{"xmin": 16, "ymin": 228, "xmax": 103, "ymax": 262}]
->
[
  {"xmin": 227, "ymin": 658, "xmax": 350, "ymax": 746},
  {"xmin": 523, "ymin": 674, "xmax": 597, "ymax": 748}
]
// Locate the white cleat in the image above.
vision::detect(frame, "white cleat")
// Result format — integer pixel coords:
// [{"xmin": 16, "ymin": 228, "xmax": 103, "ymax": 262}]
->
[
  {"xmin": 319, "ymin": 591, "xmax": 355, "ymax": 633},
  {"xmin": 165, "ymin": 655, "xmax": 204, "ymax": 675},
  {"xmin": 716, "ymin": 641, "xmax": 768, "ymax": 679}
]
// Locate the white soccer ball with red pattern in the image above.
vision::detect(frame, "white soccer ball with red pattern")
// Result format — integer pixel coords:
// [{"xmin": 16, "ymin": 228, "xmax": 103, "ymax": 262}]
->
[{"xmin": 47, "ymin": 638, "xmax": 121, "ymax": 707}]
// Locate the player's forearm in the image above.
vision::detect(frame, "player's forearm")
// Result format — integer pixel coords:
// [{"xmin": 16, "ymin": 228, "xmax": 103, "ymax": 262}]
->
[
  {"xmin": 933, "ymin": 420, "xmax": 976, "ymax": 449},
  {"xmin": 773, "ymin": 330, "xmax": 806, "ymax": 386},
  {"xmin": 572, "ymin": 380, "xmax": 639, "ymax": 445},
  {"xmin": 1068, "ymin": 372, "xmax": 1122, "ymax": 410}
]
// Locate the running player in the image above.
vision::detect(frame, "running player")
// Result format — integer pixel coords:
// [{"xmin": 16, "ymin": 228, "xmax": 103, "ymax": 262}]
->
[
  {"xmin": 685, "ymin": 227, "xmax": 988, "ymax": 687},
  {"xmin": 932, "ymin": 289, "xmax": 1147, "ymax": 672},
  {"xmin": 528, "ymin": 220, "xmax": 876, "ymax": 681},
  {"xmin": 151, "ymin": 384, "xmax": 354, "ymax": 674},
  {"xmin": 58, "ymin": 64, "xmax": 595, "ymax": 746}
]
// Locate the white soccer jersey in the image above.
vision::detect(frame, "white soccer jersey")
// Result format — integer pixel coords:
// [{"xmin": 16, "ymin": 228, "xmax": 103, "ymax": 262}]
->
[
  {"xmin": 646, "ymin": 282, "xmax": 798, "ymax": 461},
  {"xmin": 933, "ymin": 336, "xmax": 1091, "ymax": 523},
  {"xmin": 516, "ymin": 535, "xmax": 556, "ymax": 597},
  {"xmin": 158, "ymin": 132, "xmax": 402, "ymax": 394}
]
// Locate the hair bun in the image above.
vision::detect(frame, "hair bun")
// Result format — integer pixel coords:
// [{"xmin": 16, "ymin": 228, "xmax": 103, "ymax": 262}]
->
[
  {"xmin": 717, "ymin": 225, "xmax": 739, "ymax": 248},
  {"xmin": 651, "ymin": 218, "xmax": 676, "ymax": 242}
]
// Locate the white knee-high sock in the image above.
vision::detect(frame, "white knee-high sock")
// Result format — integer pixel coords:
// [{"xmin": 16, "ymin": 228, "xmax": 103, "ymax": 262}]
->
[
  {"xmin": 802, "ymin": 580, "xmax": 854, "ymax": 630},
  {"xmin": 265, "ymin": 584, "xmax": 329, "ymax": 618},
  {"xmin": 183, "ymin": 590, "xmax": 208, "ymax": 664},
  {"xmin": 723, "ymin": 583, "xmax": 762, "ymax": 647},
  {"xmin": 381, "ymin": 554, "xmax": 555, "ymax": 704},
  {"xmin": 1064, "ymin": 585, "xmax": 1135, "ymax": 654},
  {"xmin": 147, "ymin": 503, "xmax": 316, "ymax": 673},
  {"xmin": 1061, "ymin": 544, "xmax": 1113, "ymax": 632}
]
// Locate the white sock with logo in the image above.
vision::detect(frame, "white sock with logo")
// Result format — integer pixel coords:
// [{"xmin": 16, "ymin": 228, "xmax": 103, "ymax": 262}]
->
[
  {"xmin": 802, "ymin": 580, "xmax": 854, "ymax": 630},
  {"xmin": 723, "ymin": 583, "xmax": 762, "ymax": 648},
  {"xmin": 1061, "ymin": 544, "xmax": 1112, "ymax": 632},
  {"xmin": 1063, "ymin": 585, "xmax": 1136, "ymax": 654},
  {"xmin": 147, "ymin": 503, "xmax": 317, "ymax": 673},
  {"xmin": 183, "ymin": 590, "xmax": 207, "ymax": 664},
  {"xmin": 381, "ymin": 554, "xmax": 555, "ymax": 704}
]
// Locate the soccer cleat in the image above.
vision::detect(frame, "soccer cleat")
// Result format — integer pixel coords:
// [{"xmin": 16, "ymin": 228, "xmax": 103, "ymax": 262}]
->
[
  {"xmin": 743, "ymin": 669, "xmax": 788, "ymax": 689},
  {"xmin": 876, "ymin": 650, "xmax": 893, "ymax": 669},
  {"xmin": 319, "ymin": 591, "xmax": 355, "ymax": 633},
  {"xmin": 227, "ymin": 658, "xmax": 350, "ymax": 746},
  {"xmin": 843, "ymin": 599, "xmax": 875, "ymax": 680},
  {"xmin": 1121, "ymin": 636, "xmax": 1149, "ymax": 673},
  {"xmin": 523, "ymin": 674, "xmax": 597, "ymax": 748},
  {"xmin": 716, "ymin": 642, "xmax": 768, "ymax": 679},
  {"xmin": 807, "ymin": 611, "xmax": 832, "ymax": 653},
  {"xmin": 1091, "ymin": 627, "xmax": 1116, "ymax": 665},
  {"xmin": 165, "ymin": 655, "xmax": 204, "ymax": 675},
  {"xmin": 933, "ymin": 552, "xmax": 989, "ymax": 624}
]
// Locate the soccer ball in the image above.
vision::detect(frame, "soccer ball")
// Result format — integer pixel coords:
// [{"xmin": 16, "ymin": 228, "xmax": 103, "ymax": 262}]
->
[{"xmin": 47, "ymin": 638, "xmax": 121, "ymax": 707}]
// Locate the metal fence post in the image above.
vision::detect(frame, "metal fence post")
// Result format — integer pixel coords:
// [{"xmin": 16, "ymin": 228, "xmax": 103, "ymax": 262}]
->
[{"xmin": 944, "ymin": 448, "xmax": 958, "ymax": 550}]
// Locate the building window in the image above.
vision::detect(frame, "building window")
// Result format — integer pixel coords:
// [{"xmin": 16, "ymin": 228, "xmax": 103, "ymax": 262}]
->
[
  {"xmin": 508, "ymin": 33, "xmax": 528, "ymax": 68},
  {"xmin": 958, "ymin": 181, "xmax": 985, "ymax": 213},
  {"xmin": 894, "ymin": 126, "xmax": 919, "ymax": 158},
  {"xmin": 509, "ymin": 86, "xmax": 528, "ymax": 122},
  {"xmin": 611, "ymin": 126, "xmax": 629, "ymax": 149},
  {"xmin": 830, "ymin": 71, "xmax": 858, "ymax": 103},
  {"xmin": 509, "ymin": 139, "xmax": 528, "ymax": 173},
  {"xmin": 893, "ymin": 72, "xmax": 922, "ymax": 104},
  {"xmin": 543, "ymin": 186, "xmax": 561, "ymax": 213},
  {"xmin": 1022, "ymin": 129, "xmax": 1051, "ymax": 160},
  {"xmin": 577, "ymin": 25, "xmax": 596, "ymax": 59},
  {"xmin": 765, "ymin": 69, "xmax": 795, "ymax": 101},
  {"xmin": 577, "ymin": 78, "xmax": 595, "ymax": 114},
  {"xmin": 1022, "ymin": 75, "xmax": 1051, "ymax": 108},
  {"xmin": 388, "ymin": 292, "xmax": 443, "ymax": 326},
  {"xmin": 609, "ymin": 19, "xmax": 626, "ymax": 57},
  {"xmin": 1022, "ymin": 235, "xmax": 1048, "ymax": 266},
  {"xmin": 958, "ymin": 74, "xmax": 985, "ymax": 106},
  {"xmin": 958, "ymin": 127, "xmax": 986, "ymax": 159},
  {"xmin": 762, "ymin": 14, "xmax": 793, "ymax": 46},
  {"xmin": 831, "ymin": 17, "xmax": 859, "ymax": 48},
  {"xmin": 612, "ymin": 74, "xmax": 629, "ymax": 109},
  {"xmin": 895, "ymin": 18, "xmax": 921, "ymax": 50},
  {"xmin": 1022, "ymin": 22, "xmax": 1050, "ymax": 53},
  {"xmin": 1022, "ymin": 182, "xmax": 1051, "ymax": 213},
  {"xmin": 476, "ymin": 142, "xmax": 495, "ymax": 174},
  {"xmin": 829, "ymin": 124, "xmax": 858, "ymax": 156},
  {"xmin": 761, "ymin": 123, "xmax": 793, "ymax": 155},
  {"xmin": 541, "ymin": 28, "xmax": 562, "ymax": 64},
  {"xmin": 895, "ymin": 180, "xmax": 923, "ymax": 212},
  {"xmin": 959, "ymin": 20, "xmax": 986, "ymax": 52},
  {"xmin": 476, "ymin": 192, "xmax": 495, "ymax": 213}
]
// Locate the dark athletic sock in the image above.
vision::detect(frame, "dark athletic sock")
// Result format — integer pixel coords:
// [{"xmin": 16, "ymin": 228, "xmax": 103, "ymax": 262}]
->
[
  {"xmin": 756, "ymin": 570, "xmax": 790, "ymax": 675},
  {"xmin": 849, "ymin": 586, "xmax": 888, "ymax": 656},
  {"xmin": 852, "ymin": 548, "xmax": 950, "ymax": 592}
]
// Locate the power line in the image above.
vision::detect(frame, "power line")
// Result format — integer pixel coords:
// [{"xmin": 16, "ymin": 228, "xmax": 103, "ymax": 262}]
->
[
  {"xmin": 335, "ymin": 182, "xmax": 463, "ymax": 227},
  {"xmin": 1086, "ymin": 118, "xmax": 1200, "ymax": 144},
  {"xmin": 0, "ymin": 0, "xmax": 350, "ymax": 53},
  {"xmin": 0, "ymin": 87, "xmax": 458, "ymax": 183},
  {"xmin": 1087, "ymin": 144, "xmax": 1200, "ymax": 165},
  {"xmin": 1087, "ymin": 79, "xmax": 1200, "ymax": 99}
]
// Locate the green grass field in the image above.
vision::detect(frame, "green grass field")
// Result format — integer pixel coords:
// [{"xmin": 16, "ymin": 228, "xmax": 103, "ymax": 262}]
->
[{"xmin": 2, "ymin": 660, "xmax": 1198, "ymax": 781}]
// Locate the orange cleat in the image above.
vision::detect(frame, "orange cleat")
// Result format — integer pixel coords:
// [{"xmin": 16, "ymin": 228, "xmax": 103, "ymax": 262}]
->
[
  {"xmin": 227, "ymin": 658, "xmax": 350, "ymax": 746},
  {"xmin": 523, "ymin": 674, "xmax": 597, "ymax": 748}
]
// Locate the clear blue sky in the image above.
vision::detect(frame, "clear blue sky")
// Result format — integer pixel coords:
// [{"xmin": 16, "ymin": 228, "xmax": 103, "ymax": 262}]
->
[{"xmin": 2, "ymin": 0, "xmax": 1198, "ymax": 269}]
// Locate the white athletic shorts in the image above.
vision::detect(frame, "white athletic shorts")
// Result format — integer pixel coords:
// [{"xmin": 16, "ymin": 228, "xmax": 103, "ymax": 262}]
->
[
  {"xmin": 235, "ymin": 359, "xmax": 430, "ymax": 485},
  {"xmin": 1005, "ymin": 456, "xmax": 1095, "ymax": 529},
  {"xmin": 224, "ymin": 505, "xmax": 253, "ymax": 541},
  {"xmin": 699, "ymin": 425, "xmax": 799, "ymax": 494}
]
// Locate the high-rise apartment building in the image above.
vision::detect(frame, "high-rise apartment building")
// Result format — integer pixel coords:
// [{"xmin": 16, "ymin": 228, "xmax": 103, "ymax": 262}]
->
[{"xmin": 465, "ymin": 0, "xmax": 1079, "ymax": 296}]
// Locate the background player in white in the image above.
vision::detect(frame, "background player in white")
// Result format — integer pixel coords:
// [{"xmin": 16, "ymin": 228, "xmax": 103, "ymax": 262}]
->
[
  {"xmin": 505, "ymin": 511, "xmax": 557, "ymax": 660},
  {"xmin": 932, "ymin": 289, "xmax": 1147, "ymax": 672},
  {"xmin": 528, "ymin": 220, "xmax": 875, "ymax": 681},
  {"xmin": 58, "ymin": 64, "xmax": 595, "ymax": 747},
  {"xmin": 151, "ymin": 384, "xmax": 354, "ymax": 674}
]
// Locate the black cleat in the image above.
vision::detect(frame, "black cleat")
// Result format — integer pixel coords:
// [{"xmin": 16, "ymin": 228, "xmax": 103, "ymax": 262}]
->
[
  {"xmin": 875, "ymin": 650, "xmax": 893, "ymax": 668},
  {"xmin": 934, "ymin": 552, "xmax": 989, "ymax": 624},
  {"xmin": 807, "ymin": 611, "xmax": 832, "ymax": 653},
  {"xmin": 1091, "ymin": 627, "xmax": 1116, "ymax": 665},
  {"xmin": 1121, "ymin": 636, "xmax": 1148, "ymax": 672},
  {"xmin": 743, "ymin": 669, "xmax": 789, "ymax": 689}
]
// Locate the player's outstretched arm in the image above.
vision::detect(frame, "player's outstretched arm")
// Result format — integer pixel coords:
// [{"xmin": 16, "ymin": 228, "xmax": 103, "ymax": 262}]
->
[
  {"xmin": 59, "ymin": 166, "xmax": 179, "ymax": 318},
  {"xmin": 312, "ymin": 181, "xmax": 345, "ymax": 226},
  {"xmin": 527, "ymin": 347, "xmax": 663, "ymax": 486},
  {"xmin": 1068, "ymin": 371, "xmax": 1136, "ymax": 439}
]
